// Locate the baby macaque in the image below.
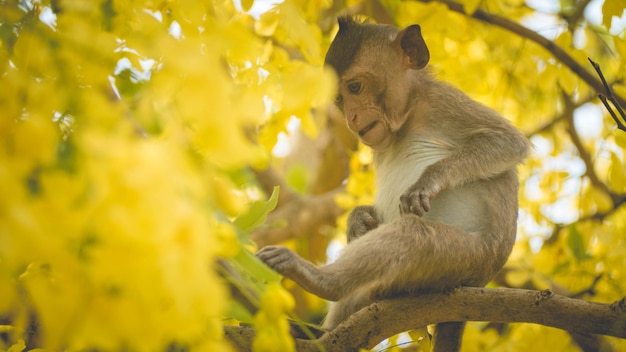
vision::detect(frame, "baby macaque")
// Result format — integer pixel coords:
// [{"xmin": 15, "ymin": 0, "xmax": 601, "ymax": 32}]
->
[{"xmin": 256, "ymin": 16, "xmax": 530, "ymax": 351}]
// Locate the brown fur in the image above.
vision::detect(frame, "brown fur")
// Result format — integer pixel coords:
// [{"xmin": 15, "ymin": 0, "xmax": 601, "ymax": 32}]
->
[{"xmin": 256, "ymin": 17, "xmax": 530, "ymax": 351}]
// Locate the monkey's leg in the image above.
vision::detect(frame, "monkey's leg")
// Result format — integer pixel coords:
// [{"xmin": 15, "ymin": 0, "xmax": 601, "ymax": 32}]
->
[
  {"xmin": 322, "ymin": 288, "xmax": 372, "ymax": 329},
  {"xmin": 322, "ymin": 214, "xmax": 509, "ymax": 327},
  {"xmin": 338, "ymin": 216, "xmax": 502, "ymax": 292},
  {"xmin": 433, "ymin": 322, "xmax": 465, "ymax": 352}
]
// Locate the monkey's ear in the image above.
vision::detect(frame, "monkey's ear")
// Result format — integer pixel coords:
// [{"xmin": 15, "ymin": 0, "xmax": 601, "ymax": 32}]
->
[{"xmin": 395, "ymin": 25, "xmax": 429, "ymax": 70}]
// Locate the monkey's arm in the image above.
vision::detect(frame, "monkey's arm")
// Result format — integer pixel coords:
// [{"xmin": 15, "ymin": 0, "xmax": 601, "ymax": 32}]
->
[
  {"xmin": 347, "ymin": 205, "xmax": 380, "ymax": 242},
  {"xmin": 401, "ymin": 122, "xmax": 530, "ymax": 216},
  {"xmin": 256, "ymin": 246, "xmax": 342, "ymax": 301}
]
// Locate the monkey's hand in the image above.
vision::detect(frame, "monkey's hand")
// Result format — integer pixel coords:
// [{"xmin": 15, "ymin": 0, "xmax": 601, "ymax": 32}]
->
[
  {"xmin": 347, "ymin": 205, "xmax": 379, "ymax": 242},
  {"xmin": 256, "ymin": 246, "xmax": 300, "ymax": 277},
  {"xmin": 256, "ymin": 246, "xmax": 340, "ymax": 301},
  {"xmin": 400, "ymin": 176, "xmax": 440, "ymax": 216}
]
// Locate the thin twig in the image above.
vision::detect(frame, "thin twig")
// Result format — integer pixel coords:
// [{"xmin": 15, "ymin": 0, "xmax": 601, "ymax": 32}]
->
[
  {"xmin": 588, "ymin": 58, "xmax": 614, "ymax": 94},
  {"xmin": 588, "ymin": 58, "xmax": 626, "ymax": 132},
  {"xmin": 571, "ymin": 274, "xmax": 603, "ymax": 299}
]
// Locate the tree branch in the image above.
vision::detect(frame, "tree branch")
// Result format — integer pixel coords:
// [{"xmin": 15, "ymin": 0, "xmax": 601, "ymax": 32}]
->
[
  {"xmin": 492, "ymin": 267, "xmax": 611, "ymax": 352},
  {"xmin": 225, "ymin": 287, "xmax": 626, "ymax": 352},
  {"xmin": 562, "ymin": 0, "xmax": 593, "ymax": 32},
  {"xmin": 524, "ymin": 92, "xmax": 597, "ymax": 138},
  {"xmin": 413, "ymin": 0, "xmax": 626, "ymax": 108},
  {"xmin": 561, "ymin": 91, "xmax": 614, "ymax": 196},
  {"xmin": 560, "ymin": 90, "xmax": 626, "ymax": 214}
]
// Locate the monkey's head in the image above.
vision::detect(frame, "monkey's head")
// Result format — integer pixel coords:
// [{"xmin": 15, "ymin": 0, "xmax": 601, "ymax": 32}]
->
[{"xmin": 325, "ymin": 17, "xmax": 430, "ymax": 150}]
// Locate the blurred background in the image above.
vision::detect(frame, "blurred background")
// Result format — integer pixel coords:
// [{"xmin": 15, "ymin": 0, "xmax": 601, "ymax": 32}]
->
[{"xmin": 1, "ymin": 0, "xmax": 625, "ymax": 351}]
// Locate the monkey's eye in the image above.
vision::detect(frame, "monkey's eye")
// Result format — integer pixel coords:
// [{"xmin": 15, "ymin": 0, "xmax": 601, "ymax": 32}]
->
[
  {"xmin": 335, "ymin": 94, "xmax": 343, "ymax": 105},
  {"xmin": 347, "ymin": 82, "xmax": 362, "ymax": 94}
]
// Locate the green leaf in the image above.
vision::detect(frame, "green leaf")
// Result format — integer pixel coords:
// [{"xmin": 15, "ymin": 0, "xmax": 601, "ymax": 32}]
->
[
  {"xmin": 566, "ymin": 225, "xmax": 589, "ymax": 261},
  {"xmin": 221, "ymin": 246, "xmax": 283, "ymax": 322},
  {"xmin": 7, "ymin": 339, "xmax": 26, "ymax": 352},
  {"xmin": 286, "ymin": 164, "xmax": 309, "ymax": 194},
  {"xmin": 233, "ymin": 186, "xmax": 279, "ymax": 232},
  {"xmin": 609, "ymin": 152, "xmax": 626, "ymax": 192},
  {"xmin": 221, "ymin": 246, "xmax": 282, "ymax": 320},
  {"xmin": 225, "ymin": 300, "xmax": 255, "ymax": 323},
  {"xmin": 615, "ymin": 131, "xmax": 626, "ymax": 149},
  {"xmin": 224, "ymin": 188, "xmax": 282, "ymax": 308},
  {"xmin": 613, "ymin": 36, "xmax": 626, "ymax": 59},
  {"xmin": 233, "ymin": 248, "xmax": 282, "ymax": 288},
  {"xmin": 408, "ymin": 327, "xmax": 432, "ymax": 349},
  {"xmin": 241, "ymin": 0, "xmax": 255, "ymax": 12},
  {"xmin": 462, "ymin": 0, "xmax": 481, "ymax": 15},
  {"xmin": 602, "ymin": 0, "xmax": 626, "ymax": 29}
]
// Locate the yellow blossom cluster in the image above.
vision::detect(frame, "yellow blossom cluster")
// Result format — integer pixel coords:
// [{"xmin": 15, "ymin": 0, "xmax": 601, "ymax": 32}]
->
[
  {"xmin": 252, "ymin": 284, "xmax": 296, "ymax": 352},
  {"xmin": 334, "ymin": 145, "xmax": 376, "ymax": 233},
  {"xmin": 0, "ymin": 0, "xmax": 334, "ymax": 350}
]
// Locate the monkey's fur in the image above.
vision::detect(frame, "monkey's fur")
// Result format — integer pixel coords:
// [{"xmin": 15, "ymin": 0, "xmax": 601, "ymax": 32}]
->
[{"xmin": 257, "ymin": 17, "xmax": 530, "ymax": 351}]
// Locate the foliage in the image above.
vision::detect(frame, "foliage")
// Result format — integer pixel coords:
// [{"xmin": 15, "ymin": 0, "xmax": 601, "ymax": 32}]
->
[
  {"xmin": 1, "ymin": 0, "xmax": 626, "ymax": 351},
  {"xmin": 0, "ymin": 0, "xmax": 332, "ymax": 350}
]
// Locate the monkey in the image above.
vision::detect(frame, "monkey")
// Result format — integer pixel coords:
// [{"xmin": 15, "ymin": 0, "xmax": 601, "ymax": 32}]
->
[{"xmin": 256, "ymin": 16, "xmax": 530, "ymax": 351}]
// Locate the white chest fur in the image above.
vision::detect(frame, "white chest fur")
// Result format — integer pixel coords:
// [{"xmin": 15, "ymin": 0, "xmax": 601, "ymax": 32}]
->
[{"xmin": 374, "ymin": 136, "xmax": 452, "ymax": 223}]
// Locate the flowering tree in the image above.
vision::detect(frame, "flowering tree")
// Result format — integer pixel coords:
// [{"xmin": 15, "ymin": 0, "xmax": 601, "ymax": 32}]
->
[{"xmin": 1, "ymin": 0, "xmax": 625, "ymax": 351}]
